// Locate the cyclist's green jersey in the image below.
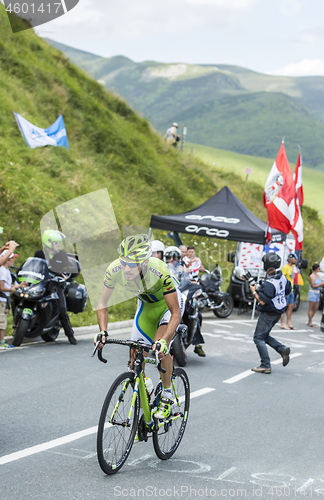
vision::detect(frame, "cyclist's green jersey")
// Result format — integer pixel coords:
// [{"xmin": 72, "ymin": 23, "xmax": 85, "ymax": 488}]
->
[{"xmin": 104, "ymin": 257, "xmax": 177, "ymax": 303}]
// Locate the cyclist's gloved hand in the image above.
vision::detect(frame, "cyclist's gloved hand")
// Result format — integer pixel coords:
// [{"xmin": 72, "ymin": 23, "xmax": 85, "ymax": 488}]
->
[
  {"xmin": 154, "ymin": 338, "xmax": 169, "ymax": 359},
  {"xmin": 94, "ymin": 331, "xmax": 108, "ymax": 347}
]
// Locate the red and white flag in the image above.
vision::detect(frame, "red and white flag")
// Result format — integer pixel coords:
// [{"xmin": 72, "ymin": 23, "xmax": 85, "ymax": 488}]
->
[
  {"xmin": 291, "ymin": 150, "xmax": 304, "ymax": 250},
  {"xmin": 263, "ymin": 141, "xmax": 295, "ymax": 234},
  {"xmin": 293, "ymin": 150, "xmax": 304, "ymax": 206}
]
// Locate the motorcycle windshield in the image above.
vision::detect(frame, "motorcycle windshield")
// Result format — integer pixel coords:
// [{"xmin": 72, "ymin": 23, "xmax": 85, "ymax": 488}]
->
[
  {"xmin": 167, "ymin": 262, "xmax": 191, "ymax": 288},
  {"xmin": 17, "ymin": 258, "xmax": 49, "ymax": 284}
]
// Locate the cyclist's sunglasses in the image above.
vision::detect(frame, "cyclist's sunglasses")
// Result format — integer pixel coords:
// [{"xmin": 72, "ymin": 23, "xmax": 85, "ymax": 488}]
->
[{"xmin": 120, "ymin": 259, "xmax": 139, "ymax": 269}]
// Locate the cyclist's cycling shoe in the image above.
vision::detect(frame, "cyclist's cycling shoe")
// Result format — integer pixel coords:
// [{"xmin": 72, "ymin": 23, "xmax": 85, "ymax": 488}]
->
[{"xmin": 154, "ymin": 397, "xmax": 173, "ymax": 419}]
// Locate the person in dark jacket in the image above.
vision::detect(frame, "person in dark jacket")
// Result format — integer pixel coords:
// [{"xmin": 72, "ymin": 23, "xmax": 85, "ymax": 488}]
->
[
  {"xmin": 34, "ymin": 230, "xmax": 77, "ymax": 345},
  {"xmin": 249, "ymin": 252, "xmax": 291, "ymax": 374}
]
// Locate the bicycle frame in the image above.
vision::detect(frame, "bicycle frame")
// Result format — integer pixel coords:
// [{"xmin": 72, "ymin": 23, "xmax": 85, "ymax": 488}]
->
[
  {"xmin": 104, "ymin": 342, "xmax": 184, "ymax": 432},
  {"xmin": 95, "ymin": 337, "xmax": 190, "ymax": 474}
]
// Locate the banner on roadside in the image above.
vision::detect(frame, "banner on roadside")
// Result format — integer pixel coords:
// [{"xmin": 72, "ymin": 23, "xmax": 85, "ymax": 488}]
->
[{"xmin": 13, "ymin": 112, "xmax": 69, "ymax": 150}]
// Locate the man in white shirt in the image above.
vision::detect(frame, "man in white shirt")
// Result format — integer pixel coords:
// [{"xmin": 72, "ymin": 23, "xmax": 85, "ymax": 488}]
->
[
  {"xmin": 164, "ymin": 122, "xmax": 180, "ymax": 147},
  {"xmin": 183, "ymin": 245, "xmax": 205, "ymax": 282},
  {"xmin": 0, "ymin": 251, "xmax": 28, "ymax": 349}
]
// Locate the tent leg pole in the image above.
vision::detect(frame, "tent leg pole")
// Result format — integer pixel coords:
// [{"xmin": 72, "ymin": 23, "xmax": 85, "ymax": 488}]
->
[{"xmin": 251, "ymin": 245, "xmax": 264, "ymax": 320}]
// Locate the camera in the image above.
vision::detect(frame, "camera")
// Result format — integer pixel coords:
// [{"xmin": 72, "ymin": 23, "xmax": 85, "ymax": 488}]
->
[{"xmin": 244, "ymin": 271, "xmax": 256, "ymax": 287}]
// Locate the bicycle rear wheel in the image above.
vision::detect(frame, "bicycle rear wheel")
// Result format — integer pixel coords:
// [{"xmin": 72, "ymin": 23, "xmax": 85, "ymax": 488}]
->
[
  {"xmin": 97, "ymin": 372, "xmax": 139, "ymax": 475},
  {"xmin": 153, "ymin": 368, "xmax": 190, "ymax": 460}
]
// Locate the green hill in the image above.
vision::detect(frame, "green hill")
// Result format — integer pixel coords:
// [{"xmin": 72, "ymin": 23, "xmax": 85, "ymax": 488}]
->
[
  {"xmin": 0, "ymin": 8, "xmax": 323, "ymax": 331},
  {"xmin": 46, "ymin": 39, "xmax": 324, "ymax": 170}
]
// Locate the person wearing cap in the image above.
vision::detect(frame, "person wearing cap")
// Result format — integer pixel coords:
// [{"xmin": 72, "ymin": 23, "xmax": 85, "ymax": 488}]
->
[
  {"xmin": 307, "ymin": 263, "xmax": 324, "ymax": 327},
  {"xmin": 249, "ymin": 252, "xmax": 291, "ymax": 374},
  {"xmin": 0, "ymin": 251, "xmax": 28, "ymax": 349},
  {"xmin": 164, "ymin": 122, "xmax": 180, "ymax": 147},
  {"xmin": 280, "ymin": 252, "xmax": 298, "ymax": 330},
  {"xmin": 0, "ymin": 240, "xmax": 20, "ymax": 267}
]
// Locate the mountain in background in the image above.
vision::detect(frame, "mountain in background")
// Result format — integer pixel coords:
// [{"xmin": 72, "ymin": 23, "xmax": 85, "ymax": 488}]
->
[{"xmin": 46, "ymin": 39, "xmax": 324, "ymax": 170}]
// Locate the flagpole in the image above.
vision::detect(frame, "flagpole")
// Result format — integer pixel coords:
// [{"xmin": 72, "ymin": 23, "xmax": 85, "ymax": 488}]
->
[{"xmin": 251, "ymin": 245, "xmax": 263, "ymax": 320}]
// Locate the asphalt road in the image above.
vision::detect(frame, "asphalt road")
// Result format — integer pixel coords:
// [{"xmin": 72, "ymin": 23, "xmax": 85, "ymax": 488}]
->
[{"xmin": 1, "ymin": 301, "xmax": 324, "ymax": 500}]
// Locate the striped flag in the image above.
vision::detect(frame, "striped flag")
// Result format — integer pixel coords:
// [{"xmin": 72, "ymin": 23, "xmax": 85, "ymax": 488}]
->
[
  {"xmin": 263, "ymin": 141, "xmax": 295, "ymax": 235},
  {"xmin": 291, "ymin": 150, "xmax": 304, "ymax": 250}
]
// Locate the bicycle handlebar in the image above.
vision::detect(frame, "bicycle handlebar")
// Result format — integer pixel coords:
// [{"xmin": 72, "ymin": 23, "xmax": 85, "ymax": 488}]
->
[{"xmin": 92, "ymin": 338, "xmax": 166, "ymax": 373}]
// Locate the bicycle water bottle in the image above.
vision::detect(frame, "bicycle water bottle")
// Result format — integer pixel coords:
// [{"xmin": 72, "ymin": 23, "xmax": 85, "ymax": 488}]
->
[{"xmin": 145, "ymin": 377, "xmax": 154, "ymax": 400}]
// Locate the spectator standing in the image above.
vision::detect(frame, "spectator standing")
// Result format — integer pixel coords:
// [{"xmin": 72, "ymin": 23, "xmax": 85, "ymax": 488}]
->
[
  {"xmin": 0, "ymin": 240, "xmax": 20, "ymax": 267},
  {"xmin": 183, "ymin": 245, "xmax": 205, "ymax": 282},
  {"xmin": 280, "ymin": 253, "xmax": 298, "ymax": 330},
  {"xmin": 307, "ymin": 263, "xmax": 324, "ymax": 327},
  {"xmin": 179, "ymin": 245, "xmax": 187, "ymax": 266},
  {"xmin": 0, "ymin": 251, "xmax": 28, "ymax": 349},
  {"xmin": 164, "ymin": 122, "xmax": 180, "ymax": 147},
  {"xmin": 249, "ymin": 252, "xmax": 291, "ymax": 374}
]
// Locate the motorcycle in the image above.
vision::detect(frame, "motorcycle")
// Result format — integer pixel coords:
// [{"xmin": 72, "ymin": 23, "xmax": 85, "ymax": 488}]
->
[
  {"xmin": 10, "ymin": 256, "xmax": 88, "ymax": 346},
  {"xmin": 168, "ymin": 262, "xmax": 203, "ymax": 367},
  {"xmin": 197, "ymin": 265, "xmax": 234, "ymax": 318}
]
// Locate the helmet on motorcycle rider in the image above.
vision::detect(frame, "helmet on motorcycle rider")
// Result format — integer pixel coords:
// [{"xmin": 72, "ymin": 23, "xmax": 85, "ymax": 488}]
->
[
  {"xmin": 262, "ymin": 252, "xmax": 281, "ymax": 272},
  {"xmin": 42, "ymin": 230, "xmax": 66, "ymax": 250},
  {"xmin": 151, "ymin": 240, "xmax": 165, "ymax": 260},
  {"xmin": 164, "ymin": 246, "xmax": 181, "ymax": 263},
  {"xmin": 117, "ymin": 234, "xmax": 152, "ymax": 264}
]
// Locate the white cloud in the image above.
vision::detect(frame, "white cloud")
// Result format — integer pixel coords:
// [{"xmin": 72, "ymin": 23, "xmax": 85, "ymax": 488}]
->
[{"xmin": 271, "ymin": 59, "xmax": 324, "ymax": 77}]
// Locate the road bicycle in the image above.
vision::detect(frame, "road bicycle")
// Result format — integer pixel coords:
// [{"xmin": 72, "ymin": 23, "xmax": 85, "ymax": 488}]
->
[{"xmin": 92, "ymin": 338, "xmax": 190, "ymax": 475}]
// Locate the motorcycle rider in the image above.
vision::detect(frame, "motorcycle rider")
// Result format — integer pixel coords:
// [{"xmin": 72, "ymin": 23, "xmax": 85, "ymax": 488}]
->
[
  {"xmin": 165, "ymin": 246, "xmax": 206, "ymax": 357},
  {"xmin": 34, "ymin": 230, "xmax": 77, "ymax": 345},
  {"xmin": 151, "ymin": 240, "xmax": 165, "ymax": 261}
]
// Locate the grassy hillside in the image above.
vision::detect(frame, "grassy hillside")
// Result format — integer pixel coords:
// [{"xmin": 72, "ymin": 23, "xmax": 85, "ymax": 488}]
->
[
  {"xmin": 0, "ymin": 8, "xmax": 323, "ymax": 334},
  {"xmin": 46, "ymin": 39, "xmax": 324, "ymax": 170},
  {"xmin": 0, "ymin": 7, "xmax": 218, "ymax": 328}
]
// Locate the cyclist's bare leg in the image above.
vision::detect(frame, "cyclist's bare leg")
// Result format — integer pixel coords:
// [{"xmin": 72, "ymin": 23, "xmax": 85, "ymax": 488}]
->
[{"xmin": 154, "ymin": 325, "xmax": 172, "ymax": 389}]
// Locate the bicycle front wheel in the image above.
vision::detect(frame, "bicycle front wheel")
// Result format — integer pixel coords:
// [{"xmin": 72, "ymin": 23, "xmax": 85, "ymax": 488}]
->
[
  {"xmin": 153, "ymin": 368, "xmax": 190, "ymax": 460},
  {"xmin": 97, "ymin": 372, "xmax": 139, "ymax": 475}
]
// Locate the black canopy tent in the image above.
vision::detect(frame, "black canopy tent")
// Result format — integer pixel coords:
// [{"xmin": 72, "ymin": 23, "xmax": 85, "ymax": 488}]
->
[{"xmin": 150, "ymin": 186, "xmax": 267, "ymax": 245}]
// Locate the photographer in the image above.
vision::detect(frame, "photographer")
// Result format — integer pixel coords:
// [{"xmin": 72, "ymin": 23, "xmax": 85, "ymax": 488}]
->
[{"xmin": 249, "ymin": 252, "xmax": 291, "ymax": 374}]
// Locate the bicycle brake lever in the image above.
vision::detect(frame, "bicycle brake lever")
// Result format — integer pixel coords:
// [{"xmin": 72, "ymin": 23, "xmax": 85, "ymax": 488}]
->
[
  {"xmin": 91, "ymin": 341, "xmax": 100, "ymax": 357},
  {"xmin": 155, "ymin": 349, "xmax": 166, "ymax": 374}
]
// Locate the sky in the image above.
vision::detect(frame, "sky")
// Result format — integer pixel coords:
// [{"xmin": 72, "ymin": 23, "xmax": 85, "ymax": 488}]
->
[{"xmin": 7, "ymin": 0, "xmax": 324, "ymax": 76}]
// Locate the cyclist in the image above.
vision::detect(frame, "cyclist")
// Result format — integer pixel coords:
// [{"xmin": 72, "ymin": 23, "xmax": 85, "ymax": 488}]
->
[{"xmin": 96, "ymin": 234, "xmax": 182, "ymax": 419}]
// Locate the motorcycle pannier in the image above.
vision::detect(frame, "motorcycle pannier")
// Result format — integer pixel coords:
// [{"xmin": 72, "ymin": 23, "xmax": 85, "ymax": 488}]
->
[{"xmin": 66, "ymin": 284, "xmax": 88, "ymax": 313}]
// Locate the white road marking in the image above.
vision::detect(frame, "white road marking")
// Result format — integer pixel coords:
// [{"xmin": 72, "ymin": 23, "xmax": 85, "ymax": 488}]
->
[
  {"xmin": 0, "ymin": 387, "xmax": 215, "ymax": 466},
  {"xmin": 203, "ymin": 331, "xmax": 231, "ymax": 336},
  {"xmin": 217, "ymin": 467, "xmax": 237, "ymax": 480},
  {"xmin": 223, "ymin": 369, "xmax": 255, "ymax": 384},
  {"xmin": 203, "ymin": 321, "xmax": 233, "ymax": 328},
  {"xmin": 312, "ymin": 349, "xmax": 324, "ymax": 352},
  {"xmin": 271, "ymin": 353, "xmax": 302, "ymax": 365},
  {"xmin": 223, "ymin": 353, "xmax": 303, "ymax": 384},
  {"xmin": 297, "ymin": 478, "xmax": 314, "ymax": 492}
]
